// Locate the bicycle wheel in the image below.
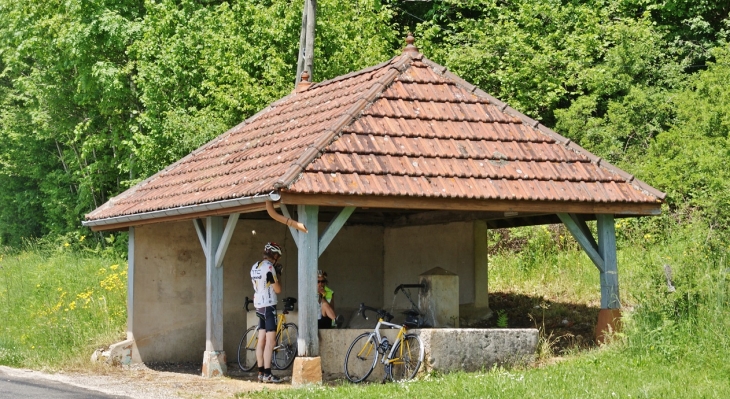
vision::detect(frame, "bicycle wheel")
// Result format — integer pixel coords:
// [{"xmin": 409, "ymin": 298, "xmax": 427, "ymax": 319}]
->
[
  {"xmin": 237, "ymin": 326, "xmax": 259, "ymax": 372},
  {"xmin": 388, "ymin": 333, "xmax": 423, "ymax": 381},
  {"xmin": 273, "ymin": 323, "xmax": 298, "ymax": 370},
  {"xmin": 344, "ymin": 333, "xmax": 379, "ymax": 383}
]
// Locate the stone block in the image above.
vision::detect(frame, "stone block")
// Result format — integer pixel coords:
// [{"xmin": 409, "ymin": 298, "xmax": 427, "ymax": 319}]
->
[
  {"xmin": 419, "ymin": 267, "xmax": 459, "ymax": 327},
  {"xmin": 201, "ymin": 351, "xmax": 227, "ymax": 378},
  {"xmin": 291, "ymin": 356, "xmax": 322, "ymax": 386},
  {"xmin": 595, "ymin": 308, "xmax": 622, "ymax": 344},
  {"xmin": 90, "ymin": 339, "xmax": 135, "ymax": 367}
]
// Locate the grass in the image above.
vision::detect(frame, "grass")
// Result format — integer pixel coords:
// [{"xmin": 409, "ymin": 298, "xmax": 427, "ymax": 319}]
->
[
  {"xmin": 1, "ymin": 214, "xmax": 729, "ymax": 398},
  {"xmin": 0, "ymin": 241, "xmax": 127, "ymax": 370}
]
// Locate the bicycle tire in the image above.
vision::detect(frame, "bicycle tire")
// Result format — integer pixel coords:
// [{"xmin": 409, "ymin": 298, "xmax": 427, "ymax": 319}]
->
[
  {"xmin": 344, "ymin": 332, "xmax": 379, "ymax": 383},
  {"xmin": 236, "ymin": 326, "xmax": 259, "ymax": 372},
  {"xmin": 273, "ymin": 323, "xmax": 298, "ymax": 370},
  {"xmin": 387, "ymin": 333, "xmax": 423, "ymax": 382}
]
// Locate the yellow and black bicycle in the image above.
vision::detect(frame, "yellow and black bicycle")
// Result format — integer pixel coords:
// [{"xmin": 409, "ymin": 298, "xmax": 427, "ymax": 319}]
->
[
  {"xmin": 344, "ymin": 303, "xmax": 424, "ymax": 383},
  {"xmin": 237, "ymin": 296, "xmax": 298, "ymax": 371}
]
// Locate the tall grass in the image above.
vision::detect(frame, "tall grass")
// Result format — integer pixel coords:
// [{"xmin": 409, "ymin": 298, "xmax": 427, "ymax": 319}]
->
[{"xmin": 0, "ymin": 238, "xmax": 127, "ymax": 370}]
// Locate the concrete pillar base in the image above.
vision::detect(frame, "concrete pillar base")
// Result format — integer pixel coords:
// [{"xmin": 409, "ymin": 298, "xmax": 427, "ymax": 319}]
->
[
  {"xmin": 201, "ymin": 350, "xmax": 227, "ymax": 378},
  {"xmin": 291, "ymin": 356, "xmax": 322, "ymax": 386},
  {"xmin": 595, "ymin": 309, "xmax": 622, "ymax": 344}
]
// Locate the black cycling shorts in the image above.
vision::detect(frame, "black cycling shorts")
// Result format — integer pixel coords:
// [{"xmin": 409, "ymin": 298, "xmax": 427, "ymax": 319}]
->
[
  {"xmin": 256, "ymin": 306, "xmax": 277, "ymax": 332},
  {"xmin": 318, "ymin": 316, "xmax": 333, "ymax": 329}
]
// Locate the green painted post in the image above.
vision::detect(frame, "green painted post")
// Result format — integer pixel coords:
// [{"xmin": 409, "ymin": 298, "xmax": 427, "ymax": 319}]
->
[
  {"xmin": 597, "ymin": 214, "xmax": 620, "ymax": 309},
  {"xmin": 297, "ymin": 205, "xmax": 319, "ymax": 356},
  {"xmin": 205, "ymin": 216, "xmax": 224, "ymax": 351}
]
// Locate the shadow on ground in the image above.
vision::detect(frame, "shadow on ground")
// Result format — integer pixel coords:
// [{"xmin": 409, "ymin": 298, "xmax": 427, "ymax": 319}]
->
[{"xmin": 465, "ymin": 291, "xmax": 600, "ymax": 355}]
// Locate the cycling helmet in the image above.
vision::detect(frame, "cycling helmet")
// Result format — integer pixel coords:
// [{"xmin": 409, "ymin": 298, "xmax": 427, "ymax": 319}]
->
[
  {"xmin": 317, "ymin": 270, "xmax": 327, "ymax": 278},
  {"xmin": 264, "ymin": 242, "xmax": 282, "ymax": 256}
]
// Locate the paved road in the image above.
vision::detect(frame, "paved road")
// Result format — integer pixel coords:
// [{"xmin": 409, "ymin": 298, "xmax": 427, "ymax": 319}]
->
[{"xmin": 0, "ymin": 368, "xmax": 131, "ymax": 399}]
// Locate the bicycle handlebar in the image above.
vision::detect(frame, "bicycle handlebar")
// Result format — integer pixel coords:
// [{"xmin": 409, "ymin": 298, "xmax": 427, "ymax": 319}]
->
[
  {"xmin": 358, "ymin": 303, "xmax": 394, "ymax": 323},
  {"xmin": 393, "ymin": 283, "xmax": 425, "ymax": 295},
  {"xmin": 244, "ymin": 296, "xmax": 253, "ymax": 312}
]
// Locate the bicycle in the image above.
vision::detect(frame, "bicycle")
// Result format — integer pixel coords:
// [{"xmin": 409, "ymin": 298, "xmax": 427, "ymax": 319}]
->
[
  {"xmin": 237, "ymin": 296, "xmax": 298, "ymax": 371},
  {"xmin": 344, "ymin": 303, "xmax": 424, "ymax": 383}
]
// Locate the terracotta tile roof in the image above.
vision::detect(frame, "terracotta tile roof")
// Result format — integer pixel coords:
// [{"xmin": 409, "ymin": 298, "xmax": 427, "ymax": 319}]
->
[{"xmin": 85, "ymin": 40, "xmax": 664, "ymax": 225}]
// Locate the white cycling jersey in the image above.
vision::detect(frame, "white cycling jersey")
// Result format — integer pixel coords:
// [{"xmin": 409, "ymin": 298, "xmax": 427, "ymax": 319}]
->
[{"xmin": 250, "ymin": 259, "xmax": 278, "ymax": 308}]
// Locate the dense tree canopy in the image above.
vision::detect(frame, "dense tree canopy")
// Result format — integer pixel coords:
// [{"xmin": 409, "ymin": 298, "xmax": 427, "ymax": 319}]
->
[{"xmin": 0, "ymin": 0, "xmax": 728, "ymax": 246}]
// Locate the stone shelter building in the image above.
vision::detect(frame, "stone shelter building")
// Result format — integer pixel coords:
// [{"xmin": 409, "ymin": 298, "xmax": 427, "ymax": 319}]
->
[{"xmin": 83, "ymin": 36, "xmax": 665, "ymax": 379}]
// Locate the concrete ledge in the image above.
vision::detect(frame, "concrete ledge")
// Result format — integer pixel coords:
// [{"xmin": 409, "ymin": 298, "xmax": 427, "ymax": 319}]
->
[
  {"xmin": 319, "ymin": 328, "xmax": 538, "ymax": 379},
  {"xmin": 421, "ymin": 328, "xmax": 537, "ymax": 373}
]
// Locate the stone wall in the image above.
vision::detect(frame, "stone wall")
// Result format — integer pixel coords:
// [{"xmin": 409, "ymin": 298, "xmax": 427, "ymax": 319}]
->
[{"xmin": 129, "ymin": 217, "xmax": 485, "ymax": 364}]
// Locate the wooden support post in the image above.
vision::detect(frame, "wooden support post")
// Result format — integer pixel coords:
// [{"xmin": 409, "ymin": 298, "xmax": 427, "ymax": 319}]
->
[
  {"xmin": 296, "ymin": 0, "xmax": 308, "ymax": 84},
  {"xmin": 559, "ymin": 213, "xmax": 621, "ymax": 342},
  {"xmin": 202, "ymin": 216, "xmax": 226, "ymax": 377},
  {"xmin": 304, "ymin": 0, "xmax": 316, "ymax": 78},
  {"xmin": 597, "ymin": 214, "xmax": 619, "ymax": 309},
  {"xmin": 127, "ymin": 227, "xmax": 135, "ymax": 341},
  {"xmin": 292, "ymin": 205, "xmax": 325, "ymax": 386},
  {"xmin": 297, "ymin": 205, "xmax": 319, "ymax": 356}
]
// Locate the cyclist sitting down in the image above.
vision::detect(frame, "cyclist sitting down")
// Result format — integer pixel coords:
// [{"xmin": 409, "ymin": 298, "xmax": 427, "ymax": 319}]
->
[{"xmin": 317, "ymin": 270, "xmax": 344, "ymax": 329}]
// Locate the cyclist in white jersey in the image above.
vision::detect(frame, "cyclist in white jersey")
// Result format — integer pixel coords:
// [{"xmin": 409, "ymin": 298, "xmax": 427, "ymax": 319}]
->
[{"xmin": 250, "ymin": 242, "xmax": 283, "ymax": 383}]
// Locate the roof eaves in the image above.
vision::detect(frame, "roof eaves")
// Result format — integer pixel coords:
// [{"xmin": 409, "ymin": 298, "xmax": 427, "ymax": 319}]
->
[
  {"xmin": 274, "ymin": 53, "xmax": 415, "ymax": 189},
  {"xmin": 420, "ymin": 56, "xmax": 666, "ymax": 202},
  {"xmin": 82, "ymin": 192, "xmax": 278, "ymax": 228}
]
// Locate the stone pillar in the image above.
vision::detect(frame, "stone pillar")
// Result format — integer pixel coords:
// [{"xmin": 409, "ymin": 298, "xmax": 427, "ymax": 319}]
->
[{"xmin": 419, "ymin": 267, "xmax": 459, "ymax": 328}]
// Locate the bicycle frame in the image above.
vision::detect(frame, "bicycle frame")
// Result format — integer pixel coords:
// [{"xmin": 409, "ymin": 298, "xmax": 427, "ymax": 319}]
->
[
  {"xmin": 238, "ymin": 296, "xmax": 299, "ymax": 372},
  {"xmin": 371, "ymin": 318, "xmax": 408, "ymax": 366}
]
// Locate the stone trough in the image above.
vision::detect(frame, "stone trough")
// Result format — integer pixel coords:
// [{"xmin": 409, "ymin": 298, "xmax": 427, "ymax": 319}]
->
[{"xmin": 319, "ymin": 328, "xmax": 538, "ymax": 380}]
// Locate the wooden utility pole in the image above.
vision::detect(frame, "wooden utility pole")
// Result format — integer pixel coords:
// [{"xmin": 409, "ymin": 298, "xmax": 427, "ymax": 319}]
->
[{"xmin": 296, "ymin": 0, "xmax": 316, "ymax": 84}]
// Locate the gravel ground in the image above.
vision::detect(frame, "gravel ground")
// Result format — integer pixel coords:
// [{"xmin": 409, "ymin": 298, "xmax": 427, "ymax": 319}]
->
[{"xmin": 0, "ymin": 364, "xmax": 293, "ymax": 399}]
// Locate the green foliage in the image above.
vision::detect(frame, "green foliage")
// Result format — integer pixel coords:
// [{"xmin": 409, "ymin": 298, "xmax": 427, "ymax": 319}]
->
[
  {"xmin": 495, "ymin": 309, "xmax": 508, "ymax": 328},
  {"xmin": 130, "ymin": 0, "xmax": 398, "ymax": 178},
  {"xmin": 0, "ymin": 0, "xmax": 397, "ymax": 245},
  {"xmin": 0, "ymin": 0, "xmax": 729, "ymax": 256},
  {"xmin": 0, "ymin": 0, "xmax": 143, "ymax": 244},
  {"xmin": 640, "ymin": 46, "xmax": 730, "ymax": 230}
]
